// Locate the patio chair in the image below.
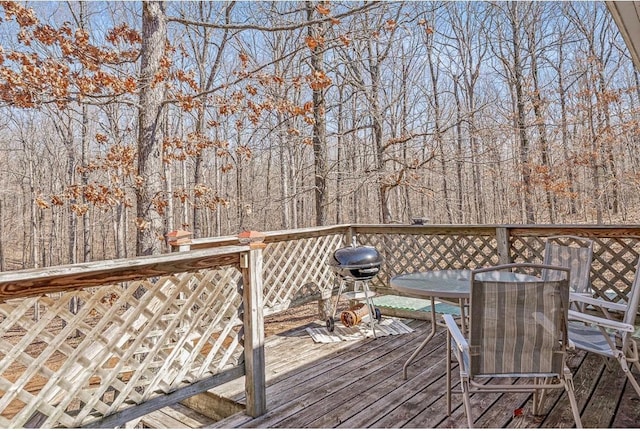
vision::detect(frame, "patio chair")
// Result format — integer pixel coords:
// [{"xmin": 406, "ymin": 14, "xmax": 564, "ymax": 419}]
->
[
  {"xmin": 443, "ymin": 263, "xmax": 582, "ymax": 428},
  {"xmin": 542, "ymin": 235, "xmax": 594, "ymax": 294},
  {"xmin": 567, "ymin": 258, "xmax": 640, "ymax": 398}
]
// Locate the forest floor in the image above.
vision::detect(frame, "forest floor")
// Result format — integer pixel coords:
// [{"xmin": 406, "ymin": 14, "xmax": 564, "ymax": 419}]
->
[{"xmin": 263, "ymin": 302, "xmax": 320, "ymax": 337}]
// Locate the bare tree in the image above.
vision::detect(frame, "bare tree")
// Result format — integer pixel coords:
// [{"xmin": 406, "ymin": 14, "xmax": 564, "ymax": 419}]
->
[
  {"xmin": 490, "ymin": 2, "xmax": 535, "ymax": 223},
  {"xmin": 136, "ymin": 1, "xmax": 167, "ymax": 256},
  {"xmin": 306, "ymin": 0, "xmax": 329, "ymax": 226}
]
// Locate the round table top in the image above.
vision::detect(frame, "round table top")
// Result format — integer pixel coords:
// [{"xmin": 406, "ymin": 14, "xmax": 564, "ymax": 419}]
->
[{"xmin": 390, "ymin": 269, "xmax": 540, "ymax": 299}]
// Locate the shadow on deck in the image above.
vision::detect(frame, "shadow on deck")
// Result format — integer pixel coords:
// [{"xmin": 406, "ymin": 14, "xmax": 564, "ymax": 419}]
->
[{"xmin": 141, "ymin": 319, "xmax": 640, "ymax": 428}]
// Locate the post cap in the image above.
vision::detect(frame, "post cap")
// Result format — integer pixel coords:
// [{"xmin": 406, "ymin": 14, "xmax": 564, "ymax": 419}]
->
[
  {"xmin": 238, "ymin": 230, "xmax": 266, "ymax": 249},
  {"xmin": 166, "ymin": 229, "xmax": 192, "ymax": 246}
]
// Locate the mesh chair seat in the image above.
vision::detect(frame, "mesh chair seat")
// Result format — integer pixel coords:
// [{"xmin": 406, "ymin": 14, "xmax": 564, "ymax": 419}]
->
[{"xmin": 567, "ymin": 321, "xmax": 618, "ymax": 357}]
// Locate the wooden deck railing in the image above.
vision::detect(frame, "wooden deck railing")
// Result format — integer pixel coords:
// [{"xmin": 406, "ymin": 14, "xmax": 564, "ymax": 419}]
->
[
  {"xmin": 191, "ymin": 224, "xmax": 640, "ymax": 312},
  {"xmin": 0, "ymin": 246, "xmax": 265, "ymax": 428},
  {"xmin": 354, "ymin": 224, "xmax": 640, "ymax": 304},
  {"xmin": 1, "ymin": 224, "xmax": 639, "ymax": 428}
]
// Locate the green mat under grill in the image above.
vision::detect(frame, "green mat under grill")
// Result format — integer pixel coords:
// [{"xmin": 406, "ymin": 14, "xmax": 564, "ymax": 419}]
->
[{"xmin": 371, "ymin": 295, "xmax": 461, "ymax": 316}]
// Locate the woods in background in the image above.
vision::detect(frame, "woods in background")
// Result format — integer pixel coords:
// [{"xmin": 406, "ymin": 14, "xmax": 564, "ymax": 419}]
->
[{"xmin": 0, "ymin": 1, "xmax": 637, "ymax": 269}]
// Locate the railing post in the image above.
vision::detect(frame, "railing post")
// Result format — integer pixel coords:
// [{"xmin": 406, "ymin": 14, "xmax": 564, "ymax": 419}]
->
[
  {"xmin": 239, "ymin": 232, "xmax": 266, "ymax": 417},
  {"xmin": 496, "ymin": 227, "xmax": 511, "ymax": 265},
  {"xmin": 166, "ymin": 230, "xmax": 192, "ymax": 252},
  {"xmin": 345, "ymin": 225, "xmax": 355, "ymax": 246}
]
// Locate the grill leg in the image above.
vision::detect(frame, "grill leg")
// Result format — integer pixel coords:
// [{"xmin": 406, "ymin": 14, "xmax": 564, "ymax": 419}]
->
[
  {"xmin": 361, "ymin": 280, "xmax": 378, "ymax": 338},
  {"xmin": 330, "ymin": 280, "xmax": 346, "ymax": 320}
]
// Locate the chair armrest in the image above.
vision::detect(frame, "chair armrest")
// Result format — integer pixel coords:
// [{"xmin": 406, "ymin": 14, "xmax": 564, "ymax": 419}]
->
[
  {"xmin": 568, "ymin": 309, "xmax": 635, "ymax": 333},
  {"xmin": 443, "ymin": 314, "xmax": 468, "ymax": 352},
  {"xmin": 569, "ymin": 292, "xmax": 627, "ymax": 312}
]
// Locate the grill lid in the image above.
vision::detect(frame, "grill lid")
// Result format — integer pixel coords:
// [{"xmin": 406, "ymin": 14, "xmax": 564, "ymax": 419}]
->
[
  {"xmin": 330, "ymin": 245, "xmax": 382, "ymax": 269},
  {"xmin": 330, "ymin": 245, "xmax": 383, "ymax": 280}
]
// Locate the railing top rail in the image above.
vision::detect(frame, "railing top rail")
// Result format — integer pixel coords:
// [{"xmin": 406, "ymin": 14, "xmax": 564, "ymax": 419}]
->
[
  {"xmin": 190, "ymin": 224, "xmax": 352, "ymax": 249},
  {"xmin": 503, "ymin": 225, "xmax": 640, "ymax": 237},
  {"xmin": 0, "ymin": 245, "xmax": 249, "ymax": 301},
  {"xmin": 350, "ymin": 224, "xmax": 499, "ymax": 235},
  {"xmin": 187, "ymin": 224, "xmax": 640, "ymax": 250},
  {"xmin": 350, "ymin": 224, "xmax": 640, "ymax": 237},
  {"xmin": 350, "ymin": 223, "xmax": 640, "ymax": 229}
]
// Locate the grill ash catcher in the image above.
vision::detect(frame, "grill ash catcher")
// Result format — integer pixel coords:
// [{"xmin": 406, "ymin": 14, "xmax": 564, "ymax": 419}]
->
[{"xmin": 328, "ymin": 240, "xmax": 383, "ymax": 337}]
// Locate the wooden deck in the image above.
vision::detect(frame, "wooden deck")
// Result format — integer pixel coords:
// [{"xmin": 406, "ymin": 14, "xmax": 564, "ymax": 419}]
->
[{"xmin": 141, "ymin": 319, "xmax": 640, "ymax": 428}]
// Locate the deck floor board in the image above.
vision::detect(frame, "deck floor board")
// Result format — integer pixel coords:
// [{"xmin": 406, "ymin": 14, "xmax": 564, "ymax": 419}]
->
[
  {"xmin": 612, "ymin": 377, "xmax": 640, "ymax": 428},
  {"xmin": 145, "ymin": 318, "xmax": 639, "ymax": 428},
  {"xmin": 232, "ymin": 320, "xmax": 431, "ymax": 427},
  {"xmin": 286, "ymin": 332, "xmax": 447, "ymax": 428}
]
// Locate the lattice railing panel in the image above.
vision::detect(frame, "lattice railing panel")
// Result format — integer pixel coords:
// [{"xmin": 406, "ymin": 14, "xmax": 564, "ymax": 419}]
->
[
  {"xmin": 261, "ymin": 234, "xmax": 345, "ymax": 311},
  {"xmin": 0, "ymin": 266, "xmax": 243, "ymax": 428},
  {"xmin": 589, "ymin": 237, "xmax": 640, "ymax": 302},
  {"xmin": 358, "ymin": 232, "xmax": 499, "ymax": 287},
  {"xmin": 510, "ymin": 235, "xmax": 640, "ymax": 303},
  {"xmin": 509, "ymin": 236, "xmax": 546, "ymax": 264}
]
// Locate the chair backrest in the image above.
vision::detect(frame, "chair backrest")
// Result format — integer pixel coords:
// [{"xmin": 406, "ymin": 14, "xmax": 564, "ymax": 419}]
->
[
  {"xmin": 623, "ymin": 258, "xmax": 640, "ymax": 330},
  {"xmin": 542, "ymin": 235, "xmax": 593, "ymax": 293},
  {"xmin": 469, "ymin": 264, "xmax": 570, "ymax": 377}
]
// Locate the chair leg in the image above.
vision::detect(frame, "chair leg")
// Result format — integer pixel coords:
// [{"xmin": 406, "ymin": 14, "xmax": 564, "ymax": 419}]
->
[
  {"xmin": 532, "ymin": 378, "xmax": 545, "ymax": 416},
  {"xmin": 611, "ymin": 346, "xmax": 640, "ymax": 395},
  {"xmin": 627, "ymin": 340, "xmax": 640, "ymax": 373},
  {"xmin": 532, "ymin": 379, "xmax": 539, "ymax": 415},
  {"xmin": 616, "ymin": 356, "xmax": 640, "ymax": 398},
  {"xmin": 603, "ymin": 357, "xmax": 615, "ymax": 372},
  {"xmin": 563, "ymin": 371, "xmax": 582, "ymax": 428},
  {"xmin": 461, "ymin": 379, "xmax": 473, "ymax": 428},
  {"xmin": 446, "ymin": 330, "xmax": 452, "ymax": 416},
  {"xmin": 533, "ymin": 376, "xmax": 553, "ymax": 415},
  {"xmin": 624, "ymin": 369, "xmax": 640, "ymax": 398}
]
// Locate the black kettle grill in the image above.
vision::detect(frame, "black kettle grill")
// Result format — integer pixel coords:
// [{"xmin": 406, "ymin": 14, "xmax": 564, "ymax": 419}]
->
[
  {"xmin": 326, "ymin": 244, "xmax": 383, "ymax": 335},
  {"xmin": 329, "ymin": 245, "xmax": 383, "ymax": 281}
]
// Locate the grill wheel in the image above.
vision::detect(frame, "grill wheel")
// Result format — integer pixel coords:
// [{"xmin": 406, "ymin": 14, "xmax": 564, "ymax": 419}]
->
[
  {"xmin": 326, "ymin": 317, "xmax": 335, "ymax": 332},
  {"xmin": 325, "ymin": 307, "xmax": 382, "ymax": 332}
]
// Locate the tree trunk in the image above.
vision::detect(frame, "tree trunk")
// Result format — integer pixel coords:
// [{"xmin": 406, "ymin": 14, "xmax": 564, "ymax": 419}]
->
[
  {"xmin": 278, "ymin": 119, "xmax": 290, "ymax": 229},
  {"xmin": 28, "ymin": 159, "xmax": 39, "ymax": 268},
  {"xmin": 335, "ymin": 84, "xmax": 347, "ymax": 225},
  {"xmin": 307, "ymin": 1, "xmax": 329, "ymax": 226},
  {"xmin": 136, "ymin": 1, "xmax": 167, "ymax": 256},
  {"xmin": 556, "ymin": 38, "xmax": 577, "ymax": 217},
  {"xmin": 510, "ymin": 2, "xmax": 535, "ymax": 223},
  {"xmin": 527, "ymin": 16, "xmax": 555, "ymax": 223},
  {"xmin": 192, "ymin": 2, "xmax": 233, "ymax": 239},
  {"xmin": 426, "ymin": 29, "xmax": 451, "ymax": 222},
  {"xmin": 598, "ymin": 71, "xmax": 618, "ymax": 215},
  {"xmin": 369, "ymin": 62, "xmax": 391, "ymax": 223},
  {"xmin": 62, "ymin": 120, "xmax": 77, "ymax": 264},
  {"xmin": 454, "ymin": 77, "xmax": 464, "ymax": 224},
  {"xmin": 80, "ymin": 104, "xmax": 92, "ymax": 261}
]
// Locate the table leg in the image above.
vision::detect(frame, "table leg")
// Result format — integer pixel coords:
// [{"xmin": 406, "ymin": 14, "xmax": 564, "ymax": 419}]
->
[
  {"xmin": 403, "ymin": 296, "xmax": 437, "ymax": 380},
  {"xmin": 459, "ymin": 298, "xmax": 467, "ymax": 335}
]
